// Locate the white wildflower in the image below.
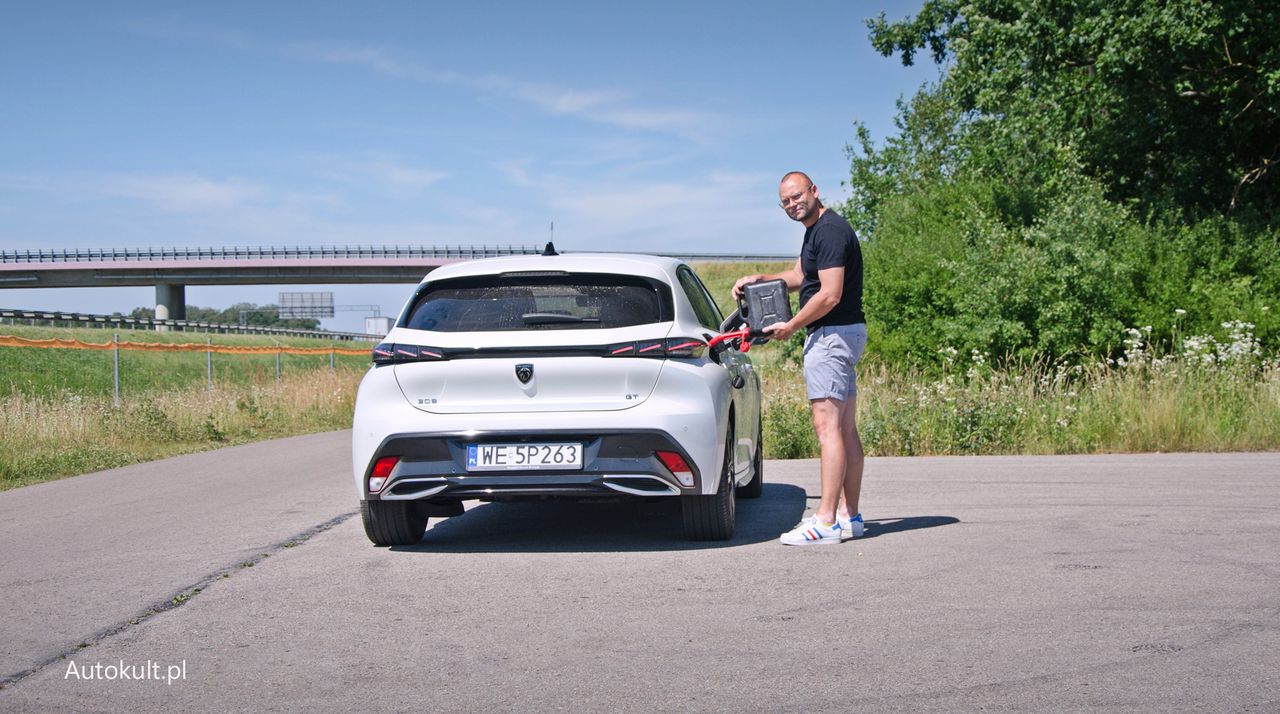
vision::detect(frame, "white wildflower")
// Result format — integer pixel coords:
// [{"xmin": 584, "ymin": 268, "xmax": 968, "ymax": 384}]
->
[{"xmin": 1216, "ymin": 320, "xmax": 1261, "ymax": 364}]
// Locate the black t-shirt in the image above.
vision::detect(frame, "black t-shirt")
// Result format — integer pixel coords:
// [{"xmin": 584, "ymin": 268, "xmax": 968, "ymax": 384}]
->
[{"xmin": 799, "ymin": 208, "xmax": 865, "ymax": 328}]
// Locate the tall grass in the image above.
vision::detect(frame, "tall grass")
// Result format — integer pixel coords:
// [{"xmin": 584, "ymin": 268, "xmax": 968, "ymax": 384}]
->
[
  {"xmin": 760, "ymin": 322, "xmax": 1280, "ymax": 458},
  {"xmin": 0, "ymin": 368, "xmax": 362, "ymax": 490},
  {"xmin": 0, "ymin": 324, "xmax": 370, "ymax": 489}
]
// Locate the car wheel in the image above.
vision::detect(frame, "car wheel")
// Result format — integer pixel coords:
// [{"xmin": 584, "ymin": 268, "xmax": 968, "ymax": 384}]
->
[
  {"xmin": 738, "ymin": 417, "xmax": 764, "ymax": 499},
  {"xmin": 681, "ymin": 432, "xmax": 736, "ymax": 540},
  {"xmin": 360, "ymin": 500, "xmax": 428, "ymax": 546}
]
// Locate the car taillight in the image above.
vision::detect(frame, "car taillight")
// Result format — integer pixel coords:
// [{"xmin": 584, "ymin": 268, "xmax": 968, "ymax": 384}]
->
[
  {"xmin": 656, "ymin": 451, "xmax": 694, "ymax": 487},
  {"xmin": 371, "ymin": 343, "xmax": 446, "ymax": 366},
  {"xmin": 372, "ymin": 343, "xmax": 396, "ymax": 365},
  {"xmin": 368, "ymin": 456, "xmax": 400, "ymax": 493},
  {"xmin": 664, "ymin": 338, "xmax": 706, "ymax": 358},
  {"xmin": 605, "ymin": 338, "xmax": 707, "ymax": 359},
  {"xmin": 637, "ymin": 340, "xmax": 666, "ymax": 355}
]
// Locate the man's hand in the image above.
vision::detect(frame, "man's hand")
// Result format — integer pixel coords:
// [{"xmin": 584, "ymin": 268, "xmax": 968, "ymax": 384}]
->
[
  {"xmin": 732, "ymin": 274, "xmax": 764, "ymax": 300},
  {"xmin": 763, "ymin": 320, "xmax": 798, "ymax": 341}
]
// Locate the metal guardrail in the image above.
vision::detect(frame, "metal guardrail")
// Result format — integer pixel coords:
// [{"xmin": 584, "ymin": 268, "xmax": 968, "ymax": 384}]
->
[
  {"xmin": 0, "ymin": 309, "xmax": 381, "ymax": 341},
  {"xmin": 0, "ymin": 245, "xmax": 796, "ymax": 264},
  {"xmin": 0, "ymin": 245, "xmax": 541, "ymax": 263}
]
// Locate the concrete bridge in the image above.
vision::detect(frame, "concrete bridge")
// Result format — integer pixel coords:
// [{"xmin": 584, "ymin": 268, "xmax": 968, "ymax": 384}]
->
[{"xmin": 1, "ymin": 245, "xmax": 793, "ymax": 320}]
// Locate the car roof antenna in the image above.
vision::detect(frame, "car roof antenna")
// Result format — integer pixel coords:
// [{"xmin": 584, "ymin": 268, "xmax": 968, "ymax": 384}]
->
[{"xmin": 543, "ymin": 222, "xmax": 558, "ymax": 256}]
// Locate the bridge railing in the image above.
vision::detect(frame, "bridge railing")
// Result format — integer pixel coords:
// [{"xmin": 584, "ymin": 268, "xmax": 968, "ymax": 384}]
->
[
  {"xmin": 0, "ymin": 245, "xmax": 796, "ymax": 264},
  {"xmin": 0, "ymin": 244, "xmax": 542, "ymax": 263}
]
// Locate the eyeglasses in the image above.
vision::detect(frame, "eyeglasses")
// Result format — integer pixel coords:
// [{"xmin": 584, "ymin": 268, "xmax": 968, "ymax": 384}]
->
[{"xmin": 778, "ymin": 186, "xmax": 813, "ymax": 208}]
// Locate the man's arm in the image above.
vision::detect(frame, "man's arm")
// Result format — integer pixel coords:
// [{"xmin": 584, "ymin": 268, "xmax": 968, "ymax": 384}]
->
[
  {"xmin": 761, "ymin": 266, "xmax": 844, "ymax": 341},
  {"xmin": 731, "ymin": 258, "xmax": 802, "ymax": 299}
]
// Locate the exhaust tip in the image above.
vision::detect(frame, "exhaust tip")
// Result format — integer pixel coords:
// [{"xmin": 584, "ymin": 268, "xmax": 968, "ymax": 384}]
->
[{"xmin": 602, "ymin": 476, "xmax": 680, "ymax": 496}]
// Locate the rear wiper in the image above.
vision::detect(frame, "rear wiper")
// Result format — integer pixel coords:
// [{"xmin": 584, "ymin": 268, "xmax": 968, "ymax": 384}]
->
[{"xmin": 521, "ymin": 312, "xmax": 601, "ymax": 325}]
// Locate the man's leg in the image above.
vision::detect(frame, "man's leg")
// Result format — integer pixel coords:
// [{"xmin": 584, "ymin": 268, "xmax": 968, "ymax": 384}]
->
[
  {"xmin": 778, "ymin": 398, "xmax": 847, "ymax": 545},
  {"xmin": 810, "ymin": 397, "xmax": 846, "ymax": 523},
  {"xmin": 839, "ymin": 393, "xmax": 864, "ymax": 517}
]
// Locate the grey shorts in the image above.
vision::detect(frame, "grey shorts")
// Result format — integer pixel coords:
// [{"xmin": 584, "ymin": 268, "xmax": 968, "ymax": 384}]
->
[{"xmin": 802, "ymin": 323, "xmax": 867, "ymax": 402}]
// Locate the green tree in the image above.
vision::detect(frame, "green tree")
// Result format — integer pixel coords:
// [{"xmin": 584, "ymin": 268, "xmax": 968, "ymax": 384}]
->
[
  {"xmin": 844, "ymin": 1, "xmax": 1280, "ymax": 367},
  {"xmin": 863, "ymin": 0, "xmax": 1280, "ymax": 219},
  {"xmin": 844, "ymin": 82, "xmax": 962, "ymax": 237}
]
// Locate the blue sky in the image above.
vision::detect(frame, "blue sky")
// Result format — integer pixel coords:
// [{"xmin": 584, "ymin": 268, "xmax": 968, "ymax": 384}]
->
[{"xmin": 1, "ymin": 1, "xmax": 938, "ymax": 332}]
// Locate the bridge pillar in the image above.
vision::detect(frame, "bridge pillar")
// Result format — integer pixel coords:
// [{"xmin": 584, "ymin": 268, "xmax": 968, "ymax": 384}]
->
[{"xmin": 155, "ymin": 282, "xmax": 186, "ymax": 330}]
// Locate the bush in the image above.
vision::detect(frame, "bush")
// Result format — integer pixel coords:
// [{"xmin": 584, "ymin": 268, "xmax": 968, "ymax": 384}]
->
[{"xmin": 858, "ymin": 168, "xmax": 1280, "ymax": 369}]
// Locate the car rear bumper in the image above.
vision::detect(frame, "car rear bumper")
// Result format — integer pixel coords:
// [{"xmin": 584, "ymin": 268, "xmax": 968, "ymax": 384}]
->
[
  {"xmin": 362, "ymin": 428, "xmax": 703, "ymax": 502},
  {"xmin": 352, "ymin": 359, "xmax": 733, "ymax": 498}
]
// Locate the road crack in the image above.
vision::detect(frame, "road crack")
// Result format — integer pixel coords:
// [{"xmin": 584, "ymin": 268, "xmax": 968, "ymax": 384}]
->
[{"xmin": 0, "ymin": 511, "xmax": 356, "ymax": 690}]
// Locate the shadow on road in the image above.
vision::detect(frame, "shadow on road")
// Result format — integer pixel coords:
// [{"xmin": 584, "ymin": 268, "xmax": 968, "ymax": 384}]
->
[
  {"xmin": 390, "ymin": 483, "xmax": 808, "ymax": 553},
  {"xmin": 861, "ymin": 515, "xmax": 961, "ymax": 540}
]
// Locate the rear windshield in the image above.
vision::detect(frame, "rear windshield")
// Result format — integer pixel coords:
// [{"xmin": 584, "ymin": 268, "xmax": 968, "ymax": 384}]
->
[{"xmin": 401, "ymin": 272, "xmax": 673, "ymax": 332}]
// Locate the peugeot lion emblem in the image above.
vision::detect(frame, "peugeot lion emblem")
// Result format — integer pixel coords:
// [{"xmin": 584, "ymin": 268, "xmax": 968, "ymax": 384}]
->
[{"xmin": 515, "ymin": 363, "xmax": 534, "ymax": 384}]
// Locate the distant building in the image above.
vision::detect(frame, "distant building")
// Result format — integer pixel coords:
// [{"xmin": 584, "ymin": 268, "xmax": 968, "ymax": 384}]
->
[{"xmin": 365, "ymin": 316, "xmax": 393, "ymax": 336}]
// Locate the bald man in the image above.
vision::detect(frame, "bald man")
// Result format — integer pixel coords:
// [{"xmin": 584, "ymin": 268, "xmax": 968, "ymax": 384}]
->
[{"xmin": 733, "ymin": 171, "xmax": 867, "ymax": 545}]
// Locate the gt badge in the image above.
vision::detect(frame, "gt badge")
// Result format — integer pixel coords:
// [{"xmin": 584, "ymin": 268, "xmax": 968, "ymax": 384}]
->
[{"xmin": 515, "ymin": 363, "xmax": 534, "ymax": 384}]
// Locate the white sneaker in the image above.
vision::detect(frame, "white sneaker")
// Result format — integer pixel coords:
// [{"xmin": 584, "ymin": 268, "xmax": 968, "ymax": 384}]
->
[
  {"xmin": 837, "ymin": 512, "xmax": 865, "ymax": 541},
  {"xmin": 780, "ymin": 515, "xmax": 842, "ymax": 546}
]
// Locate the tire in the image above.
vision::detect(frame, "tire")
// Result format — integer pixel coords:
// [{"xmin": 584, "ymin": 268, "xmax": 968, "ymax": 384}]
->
[
  {"xmin": 360, "ymin": 500, "xmax": 428, "ymax": 546},
  {"xmin": 682, "ymin": 433, "xmax": 736, "ymax": 540},
  {"xmin": 738, "ymin": 417, "xmax": 764, "ymax": 499}
]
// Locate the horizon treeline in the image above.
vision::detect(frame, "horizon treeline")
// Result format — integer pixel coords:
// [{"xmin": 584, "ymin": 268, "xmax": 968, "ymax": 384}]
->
[{"xmin": 126, "ymin": 303, "xmax": 322, "ymax": 330}]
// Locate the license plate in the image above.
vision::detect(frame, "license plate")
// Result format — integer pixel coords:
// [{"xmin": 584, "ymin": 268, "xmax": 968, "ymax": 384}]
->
[{"xmin": 466, "ymin": 442, "xmax": 583, "ymax": 471}]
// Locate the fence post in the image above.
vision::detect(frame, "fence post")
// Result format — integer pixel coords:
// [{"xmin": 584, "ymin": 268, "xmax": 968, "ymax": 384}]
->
[
  {"xmin": 276, "ymin": 351, "xmax": 281, "ymax": 381},
  {"xmin": 113, "ymin": 333, "xmax": 120, "ymax": 407},
  {"xmin": 207, "ymin": 337, "xmax": 213, "ymax": 393},
  {"xmin": 330, "ymin": 348, "xmax": 334, "ymax": 370}
]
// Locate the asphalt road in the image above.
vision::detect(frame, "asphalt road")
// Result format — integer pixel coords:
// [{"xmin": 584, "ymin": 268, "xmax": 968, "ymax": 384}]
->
[{"xmin": 1, "ymin": 433, "xmax": 1277, "ymax": 712}]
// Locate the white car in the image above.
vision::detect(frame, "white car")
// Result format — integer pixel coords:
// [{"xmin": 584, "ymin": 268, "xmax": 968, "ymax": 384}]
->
[{"xmin": 351, "ymin": 250, "xmax": 763, "ymax": 545}]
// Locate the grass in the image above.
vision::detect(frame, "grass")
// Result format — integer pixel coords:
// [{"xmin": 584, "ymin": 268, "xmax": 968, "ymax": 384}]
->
[
  {"xmin": 690, "ymin": 260, "xmax": 793, "ymax": 319},
  {"xmin": 0, "ymin": 324, "xmax": 368, "ymax": 489},
  {"xmin": 754, "ymin": 329, "xmax": 1280, "ymax": 458},
  {"xmin": 0, "ymin": 323, "xmax": 370, "ymax": 398},
  {"xmin": 853, "ymin": 359, "xmax": 1280, "ymax": 456},
  {"xmin": 0, "ymin": 368, "xmax": 361, "ymax": 490},
  {"xmin": 3, "ymin": 267, "xmax": 1278, "ymax": 490}
]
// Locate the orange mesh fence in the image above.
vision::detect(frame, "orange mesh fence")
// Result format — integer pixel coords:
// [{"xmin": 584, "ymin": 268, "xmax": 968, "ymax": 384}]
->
[{"xmin": 0, "ymin": 334, "xmax": 371, "ymax": 356}]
